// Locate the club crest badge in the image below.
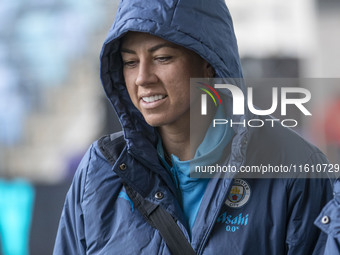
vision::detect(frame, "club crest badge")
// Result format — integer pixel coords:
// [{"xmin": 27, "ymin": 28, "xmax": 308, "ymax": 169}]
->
[{"xmin": 225, "ymin": 179, "xmax": 251, "ymax": 208}]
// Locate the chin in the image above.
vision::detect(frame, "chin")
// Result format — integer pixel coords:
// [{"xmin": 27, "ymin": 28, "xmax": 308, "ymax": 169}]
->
[
  {"xmin": 144, "ymin": 117, "xmax": 171, "ymax": 128},
  {"xmin": 145, "ymin": 118, "xmax": 163, "ymax": 127}
]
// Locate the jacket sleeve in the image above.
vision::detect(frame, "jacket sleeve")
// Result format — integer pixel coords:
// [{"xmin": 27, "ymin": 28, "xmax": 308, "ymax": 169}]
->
[
  {"xmin": 285, "ymin": 153, "xmax": 333, "ymax": 255},
  {"xmin": 53, "ymin": 146, "xmax": 92, "ymax": 255},
  {"xmin": 314, "ymin": 179, "xmax": 340, "ymax": 255}
]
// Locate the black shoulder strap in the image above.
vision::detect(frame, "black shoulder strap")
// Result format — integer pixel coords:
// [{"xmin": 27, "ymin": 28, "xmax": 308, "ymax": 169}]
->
[
  {"xmin": 98, "ymin": 131, "xmax": 125, "ymax": 165},
  {"xmin": 124, "ymin": 184, "xmax": 196, "ymax": 255},
  {"xmin": 97, "ymin": 132, "xmax": 196, "ymax": 255}
]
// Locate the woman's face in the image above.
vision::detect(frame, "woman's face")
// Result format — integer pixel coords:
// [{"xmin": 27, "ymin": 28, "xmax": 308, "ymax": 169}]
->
[{"xmin": 121, "ymin": 32, "xmax": 212, "ymax": 128}]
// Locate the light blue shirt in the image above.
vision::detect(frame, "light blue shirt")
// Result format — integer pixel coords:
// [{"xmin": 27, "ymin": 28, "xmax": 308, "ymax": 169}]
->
[{"xmin": 157, "ymin": 106, "xmax": 234, "ymax": 236}]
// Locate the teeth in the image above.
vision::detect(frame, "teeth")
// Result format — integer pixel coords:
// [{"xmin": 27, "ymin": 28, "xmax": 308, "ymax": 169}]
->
[{"xmin": 142, "ymin": 95, "xmax": 165, "ymax": 103}]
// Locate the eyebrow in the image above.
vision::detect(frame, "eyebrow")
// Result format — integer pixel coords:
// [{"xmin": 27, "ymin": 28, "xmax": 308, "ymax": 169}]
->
[{"xmin": 120, "ymin": 43, "xmax": 178, "ymax": 54}]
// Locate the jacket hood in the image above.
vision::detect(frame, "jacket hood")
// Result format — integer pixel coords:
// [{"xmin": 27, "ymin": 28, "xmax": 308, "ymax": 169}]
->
[{"xmin": 99, "ymin": 0, "xmax": 245, "ymax": 163}]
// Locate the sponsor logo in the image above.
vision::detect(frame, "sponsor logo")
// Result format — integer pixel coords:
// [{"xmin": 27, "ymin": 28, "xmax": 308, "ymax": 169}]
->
[
  {"xmin": 217, "ymin": 212, "xmax": 249, "ymax": 233},
  {"xmin": 225, "ymin": 179, "xmax": 251, "ymax": 208}
]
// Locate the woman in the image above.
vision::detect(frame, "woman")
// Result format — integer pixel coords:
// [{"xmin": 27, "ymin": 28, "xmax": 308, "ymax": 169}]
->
[{"xmin": 54, "ymin": 0, "xmax": 332, "ymax": 254}]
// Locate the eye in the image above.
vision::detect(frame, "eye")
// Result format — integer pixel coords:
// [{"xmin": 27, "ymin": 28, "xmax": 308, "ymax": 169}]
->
[
  {"xmin": 155, "ymin": 56, "xmax": 172, "ymax": 63},
  {"xmin": 123, "ymin": 60, "xmax": 138, "ymax": 68}
]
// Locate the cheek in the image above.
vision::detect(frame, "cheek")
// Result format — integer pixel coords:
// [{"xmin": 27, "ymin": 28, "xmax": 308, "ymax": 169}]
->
[
  {"xmin": 172, "ymin": 62, "xmax": 205, "ymax": 109},
  {"xmin": 166, "ymin": 68, "xmax": 192, "ymax": 102},
  {"xmin": 169, "ymin": 80, "xmax": 191, "ymax": 109}
]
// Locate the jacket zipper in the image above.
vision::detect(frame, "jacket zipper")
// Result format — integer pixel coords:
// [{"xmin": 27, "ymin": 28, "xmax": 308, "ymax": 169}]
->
[{"xmin": 196, "ymin": 178, "xmax": 234, "ymax": 254}]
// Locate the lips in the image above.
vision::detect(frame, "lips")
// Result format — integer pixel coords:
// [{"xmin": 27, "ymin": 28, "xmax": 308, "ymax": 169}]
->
[{"xmin": 141, "ymin": 94, "xmax": 167, "ymax": 103}]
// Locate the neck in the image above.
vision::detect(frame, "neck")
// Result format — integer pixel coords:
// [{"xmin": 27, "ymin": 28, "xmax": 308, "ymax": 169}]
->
[
  {"xmin": 158, "ymin": 119, "xmax": 191, "ymax": 161},
  {"xmin": 158, "ymin": 105, "xmax": 216, "ymax": 161}
]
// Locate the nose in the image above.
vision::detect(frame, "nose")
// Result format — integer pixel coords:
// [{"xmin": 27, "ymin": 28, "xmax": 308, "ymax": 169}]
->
[{"xmin": 135, "ymin": 60, "xmax": 158, "ymax": 86}]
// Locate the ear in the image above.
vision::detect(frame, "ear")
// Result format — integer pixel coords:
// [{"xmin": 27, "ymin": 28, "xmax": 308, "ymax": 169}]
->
[{"xmin": 203, "ymin": 61, "xmax": 215, "ymax": 78}]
